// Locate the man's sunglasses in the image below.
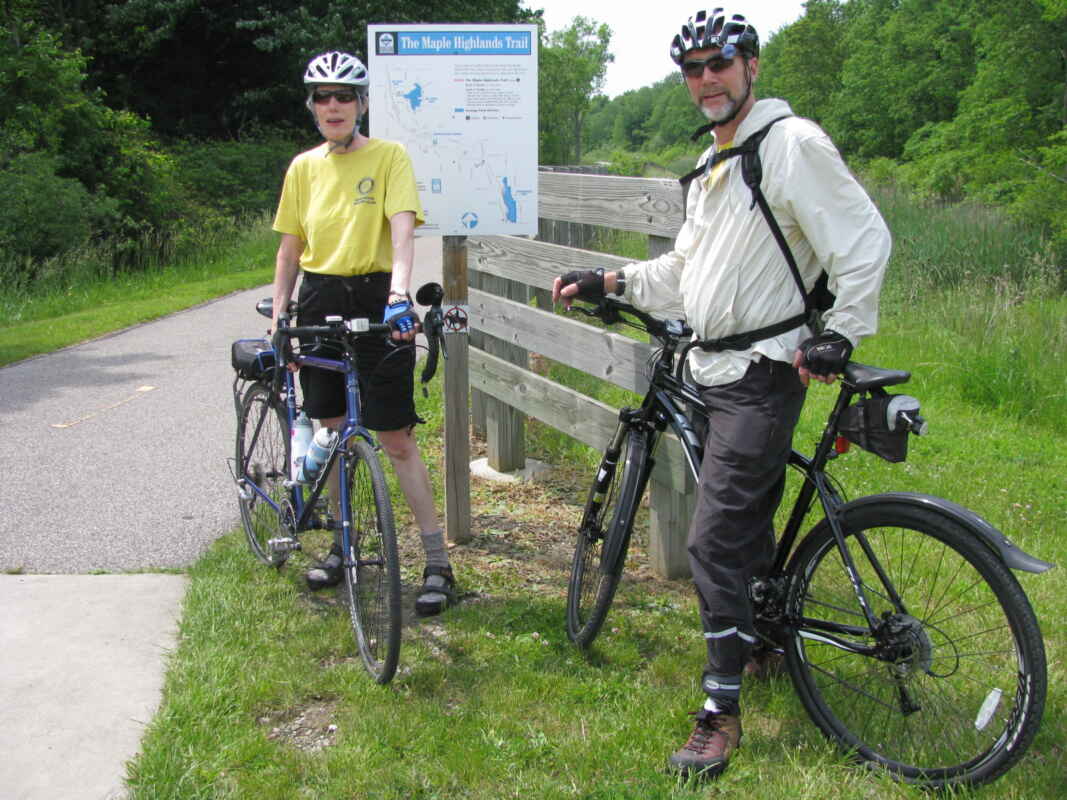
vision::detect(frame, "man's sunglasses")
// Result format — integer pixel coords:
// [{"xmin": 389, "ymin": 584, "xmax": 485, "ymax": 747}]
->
[
  {"xmin": 311, "ymin": 89, "xmax": 360, "ymax": 104},
  {"xmin": 681, "ymin": 50, "xmax": 738, "ymax": 79}
]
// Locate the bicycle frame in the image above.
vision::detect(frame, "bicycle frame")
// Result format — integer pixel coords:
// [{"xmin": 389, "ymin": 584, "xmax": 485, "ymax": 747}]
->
[{"xmin": 237, "ymin": 315, "xmax": 385, "ymax": 559}]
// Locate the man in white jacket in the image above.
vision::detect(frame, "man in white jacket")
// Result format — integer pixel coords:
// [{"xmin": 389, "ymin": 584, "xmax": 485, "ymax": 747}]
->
[{"xmin": 554, "ymin": 7, "xmax": 891, "ymax": 781}]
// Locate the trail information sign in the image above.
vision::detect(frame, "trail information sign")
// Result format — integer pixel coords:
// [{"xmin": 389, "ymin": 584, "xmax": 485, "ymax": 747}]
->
[{"xmin": 368, "ymin": 24, "xmax": 539, "ymax": 236}]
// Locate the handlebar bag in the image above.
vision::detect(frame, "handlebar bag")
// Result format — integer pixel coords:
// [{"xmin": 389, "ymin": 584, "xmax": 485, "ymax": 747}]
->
[{"xmin": 231, "ymin": 338, "xmax": 276, "ymax": 381}]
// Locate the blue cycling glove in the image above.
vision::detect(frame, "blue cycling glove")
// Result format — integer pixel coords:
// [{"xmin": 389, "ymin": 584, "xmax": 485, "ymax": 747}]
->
[{"xmin": 383, "ymin": 297, "xmax": 417, "ymax": 334}]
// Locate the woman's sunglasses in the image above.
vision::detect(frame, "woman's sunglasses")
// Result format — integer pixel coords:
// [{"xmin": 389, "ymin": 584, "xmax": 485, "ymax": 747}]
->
[{"xmin": 311, "ymin": 89, "xmax": 360, "ymax": 104}]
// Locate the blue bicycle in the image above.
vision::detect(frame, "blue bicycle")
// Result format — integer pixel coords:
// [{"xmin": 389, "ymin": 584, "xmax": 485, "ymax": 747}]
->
[{"xmin": 232, "ymin": 282, "xmax": 445, "ymax": 684}]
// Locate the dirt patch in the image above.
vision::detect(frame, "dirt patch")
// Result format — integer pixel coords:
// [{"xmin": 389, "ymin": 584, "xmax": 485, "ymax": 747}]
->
[{"xmin": 259, "ymin": 698, "xmax": 340, "ymax": 752}]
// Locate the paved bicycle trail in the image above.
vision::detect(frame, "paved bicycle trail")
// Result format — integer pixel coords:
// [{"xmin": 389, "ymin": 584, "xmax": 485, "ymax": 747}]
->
[{"xmin": 0, "ymin": 237, "xmax": 444, "ymax": 799}]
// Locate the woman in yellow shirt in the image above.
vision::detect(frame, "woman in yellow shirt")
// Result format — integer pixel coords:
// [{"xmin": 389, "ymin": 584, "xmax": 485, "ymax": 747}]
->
[{"xmin": 271, "ymin": 51, "xmax": 454, "ymax": 615}]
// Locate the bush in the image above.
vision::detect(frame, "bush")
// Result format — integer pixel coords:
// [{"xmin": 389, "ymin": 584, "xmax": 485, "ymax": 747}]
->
[
  {"xmin": 0, "ymin": 153, "xmax": 92, "ymax": 264},
  {"xmin": 172, "ymin": 129, "xmax": 310, "ymax": 220}
]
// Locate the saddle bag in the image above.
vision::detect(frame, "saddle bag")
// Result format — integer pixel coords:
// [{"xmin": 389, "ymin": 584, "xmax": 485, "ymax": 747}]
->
[{"xmin": 837, "ymin": 391, "xmax": 914, "ymax": 463}]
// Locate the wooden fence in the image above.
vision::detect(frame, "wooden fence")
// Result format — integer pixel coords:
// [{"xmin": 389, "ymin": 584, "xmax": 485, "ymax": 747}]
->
[{"xmin": 447, "ymin": 169, "xmax": 696, "ymax": 579}]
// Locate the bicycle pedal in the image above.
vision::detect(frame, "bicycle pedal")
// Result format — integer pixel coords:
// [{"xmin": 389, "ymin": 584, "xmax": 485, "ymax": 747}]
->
[{"xmin": 268, "ymin": 537, "xmax": 301, "ymax": 554}]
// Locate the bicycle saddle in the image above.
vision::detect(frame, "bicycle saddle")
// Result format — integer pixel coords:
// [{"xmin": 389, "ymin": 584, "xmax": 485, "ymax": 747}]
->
[{"xmin": 844, "ymin": 362, "xmax": 911, "ymax": 391}]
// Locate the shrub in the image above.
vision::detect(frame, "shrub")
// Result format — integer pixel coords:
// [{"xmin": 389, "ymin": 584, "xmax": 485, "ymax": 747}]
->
[
  {"xmin": 0, "ymin": 153, "xmax": 92, "ymax": 264},
  {"xmin": 172, "ymin": 129, "xmax": 309, "ymax": 220}
]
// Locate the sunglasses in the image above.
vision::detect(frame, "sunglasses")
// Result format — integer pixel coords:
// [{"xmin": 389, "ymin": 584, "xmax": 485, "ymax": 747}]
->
[
  {"xmin": 311, "ymin": 89, "xmax": 360, "ymax": 104},
  {"xmin": 681, "ymin": 47, "xmax": 739, "ymax": 79}
]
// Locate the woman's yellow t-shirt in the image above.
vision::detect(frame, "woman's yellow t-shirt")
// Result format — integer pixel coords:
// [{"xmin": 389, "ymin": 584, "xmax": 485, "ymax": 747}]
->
[{"xmin": 273, "ymin": 138, "xmax": 425, "ymax": 275}]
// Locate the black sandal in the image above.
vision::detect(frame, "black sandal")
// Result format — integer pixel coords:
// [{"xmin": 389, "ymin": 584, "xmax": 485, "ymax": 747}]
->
[
  {"xmin": 415, "ymin": 564, "xmax": 456, "ymax": 616},
  {"xmin": 306, "ymin": 544, "xmax": 344, "ymax": 590}
]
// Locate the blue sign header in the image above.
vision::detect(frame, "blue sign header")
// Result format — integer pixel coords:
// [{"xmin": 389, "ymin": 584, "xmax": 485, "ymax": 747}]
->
[{"xmin": 380, "ymin": 30, "xmax": 532, "ymax": 56}]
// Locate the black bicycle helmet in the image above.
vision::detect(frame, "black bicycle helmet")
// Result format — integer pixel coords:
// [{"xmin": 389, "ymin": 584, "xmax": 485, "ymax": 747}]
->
[{"xmin": 670, "ymin": 8, "xmax": 760, "ymax": 65}]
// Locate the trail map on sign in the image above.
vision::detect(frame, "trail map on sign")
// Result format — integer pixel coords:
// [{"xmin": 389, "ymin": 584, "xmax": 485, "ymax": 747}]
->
[{"xmin": 369, "ymin": 26, "xmax": 538, "ymax": 236}]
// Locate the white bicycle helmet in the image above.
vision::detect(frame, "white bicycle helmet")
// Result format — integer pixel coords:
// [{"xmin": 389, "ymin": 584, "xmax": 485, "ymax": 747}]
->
[
  {"xmin": 670, "ymin": 8, "xmax": 760, "ymax": 65},
  {"xmin": 303, "ymin": 51, "xmax": 369, "ymax": 88}
]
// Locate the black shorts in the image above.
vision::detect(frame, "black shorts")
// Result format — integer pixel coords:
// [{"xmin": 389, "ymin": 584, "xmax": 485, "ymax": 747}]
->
[{"xmin": 296, "ymin": 271, "xmax": 417, "ymax": 431}]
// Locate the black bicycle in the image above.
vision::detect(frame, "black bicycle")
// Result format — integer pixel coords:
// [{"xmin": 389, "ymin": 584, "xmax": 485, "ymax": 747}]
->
[
  {"xmin": 564, "ymin": 298, "xmax": 1051, "ymax": 788},
  {"xmin": 230, "ymin": 282, "xmax": 446, "ymax": 683}
]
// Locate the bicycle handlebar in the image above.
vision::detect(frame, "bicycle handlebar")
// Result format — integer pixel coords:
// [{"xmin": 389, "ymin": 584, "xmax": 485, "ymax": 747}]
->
[
  {"xmin": 567, "ymin": 297, "xmax": 690, "ymax": 344},
  {"xmin": 415, "ymin": 282, "xmax": 447, "ymax": 386},
  {"xmin": 259, "ymin": 281, "xmax": 449, "ymax": 390}
]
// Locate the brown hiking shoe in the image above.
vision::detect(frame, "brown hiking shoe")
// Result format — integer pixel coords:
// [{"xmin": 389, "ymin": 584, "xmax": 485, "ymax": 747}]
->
[{"xmin": 668, "ymin": 709, "xmax": 742, "ymax": 779}]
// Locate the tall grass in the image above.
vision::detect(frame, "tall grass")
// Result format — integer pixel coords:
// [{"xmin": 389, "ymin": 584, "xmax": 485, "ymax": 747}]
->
[
  {"xmin": 869, "ymin": 183, "xmax": 1062, "ymax": 296},
  {"xmin": 0, "ymin": 213, "xmax": 277, "ymax": 366}
]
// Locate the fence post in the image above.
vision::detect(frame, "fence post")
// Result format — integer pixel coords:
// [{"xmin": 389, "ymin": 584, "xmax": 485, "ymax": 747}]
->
[
  {"xmin": 468, "ymin": 268, "xmax": 487, "ymax": 439},
  {"xmin": 442, "ymin": 235, "xmax": 471, "ymax": 543},
  {"xmin": 646, "ymin": 233, "xmax": 693, "ymax": 579},
  {"xmin": 480, "ymin": 274, "xmax": 528, "ymax": 472}
]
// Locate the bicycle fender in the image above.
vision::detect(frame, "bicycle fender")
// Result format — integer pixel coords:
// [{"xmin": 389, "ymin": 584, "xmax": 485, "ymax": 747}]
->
[{"xmin": 841, "ymin": 492, "xmax": 1054, "ymax": 574}]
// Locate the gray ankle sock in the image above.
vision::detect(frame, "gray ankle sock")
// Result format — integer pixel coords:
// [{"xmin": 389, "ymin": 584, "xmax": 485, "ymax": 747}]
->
[{"xmin": 420, "ymin": 530, "xmax": 450, "ymax": 570}]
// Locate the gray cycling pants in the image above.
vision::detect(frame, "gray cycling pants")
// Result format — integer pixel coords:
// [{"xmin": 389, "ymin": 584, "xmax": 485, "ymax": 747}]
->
[{"xmin": 687, "ymin": 357, "xmax": 806, "ymax": 710}]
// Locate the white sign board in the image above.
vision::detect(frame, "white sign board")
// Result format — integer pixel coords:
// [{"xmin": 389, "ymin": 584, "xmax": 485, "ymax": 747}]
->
[{"xmin": 368, "ymin": 24, "xmax": 539, "ymax": 236}]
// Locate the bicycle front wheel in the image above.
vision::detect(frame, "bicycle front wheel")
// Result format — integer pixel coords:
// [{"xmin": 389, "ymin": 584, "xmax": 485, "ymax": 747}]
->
[
  {"xmin": 784, "ymin": 503, "xmax": 1046, "ymax": 787},
  {"xmin": 341, "ymin": 437, "xmax": 401, "ymax": 684},
  {"xmin": 236, "ymin": 382, "xmax": 291, "ymax": 567},
  {"xmin": 566, "ymin": 425, "xmax": 651, "ymax": 647}
]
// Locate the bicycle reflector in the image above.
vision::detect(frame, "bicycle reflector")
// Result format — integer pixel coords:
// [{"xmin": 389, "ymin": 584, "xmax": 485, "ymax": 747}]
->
[{"xmin": 835, "ymin": 436, "xmax": 851, "ymax": 454}]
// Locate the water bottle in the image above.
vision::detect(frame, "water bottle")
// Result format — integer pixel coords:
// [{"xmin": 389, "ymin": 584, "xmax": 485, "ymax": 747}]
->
[
  {"xmin": 299, "ymin": 427, "xmax": 337, "ymax": 484},
  {"xmin": 291, "ymin": 412, "xmax": 313, "ymax": 482}
]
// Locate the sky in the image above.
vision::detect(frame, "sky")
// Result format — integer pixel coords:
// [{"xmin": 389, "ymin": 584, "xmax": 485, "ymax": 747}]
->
[{"xmin": 527, "ymin": 1, "xmax": 808, "ymax": 98}]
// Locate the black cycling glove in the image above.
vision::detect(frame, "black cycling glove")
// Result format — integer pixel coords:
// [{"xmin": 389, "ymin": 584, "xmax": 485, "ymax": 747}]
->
[
  {"xmin": 558, "ymin": 268, "xmax": 605, "ymax": 301},
  {"xmin": 798, "ymin": 329, "xmax": 853, "ymax": 376}
]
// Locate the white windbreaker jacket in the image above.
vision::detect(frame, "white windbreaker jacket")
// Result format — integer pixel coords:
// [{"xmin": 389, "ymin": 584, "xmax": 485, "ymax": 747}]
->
[{"xmin": 622, "ymin": 98, "xmax": 892, "ymax": 387}]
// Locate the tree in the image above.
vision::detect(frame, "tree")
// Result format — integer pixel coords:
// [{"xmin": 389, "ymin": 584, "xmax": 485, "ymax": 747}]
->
[
  {"xmin": 57, "ymin": 0, "xmax": 528, "ymax": 138},
  {"xmin": 757, "ymin": 0, "xmax": 849, "ymax": 125},
  {"xmin": 822, "ymin": 0, "xmax": 975, "ymax": 161},
  {"xmin": 0, "ymin": 10, "xmax": 182, "ymax": 274},
  {"xmin": 642, "ymin": 75, "xmax": 703, "ymax": 152},
  {"xmin": 539, "ymin": 16, "xmax": 612, "ymax": 164}
]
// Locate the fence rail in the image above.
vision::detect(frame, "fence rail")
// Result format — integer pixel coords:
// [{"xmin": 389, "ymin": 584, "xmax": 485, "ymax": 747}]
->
[{"xmin": 457, "ymin": 168, "xmax": 695, "ymax": 578}]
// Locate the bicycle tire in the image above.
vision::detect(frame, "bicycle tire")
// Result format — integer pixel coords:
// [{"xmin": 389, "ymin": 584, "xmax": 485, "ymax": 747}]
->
[
  {"xmin": 341, "ymin": 437, "xmax": 402, "ymax": 684},
  {"xmin": 783, "ymin": 502, "xmax": 1046, "ymax": 787},
  {"xmin": 566, "ymin": 426, "xmax": 651, "ymax": 647},
  {"xmin": 236, "ymin": 382, "xmax": 291, "ymax": 567}
]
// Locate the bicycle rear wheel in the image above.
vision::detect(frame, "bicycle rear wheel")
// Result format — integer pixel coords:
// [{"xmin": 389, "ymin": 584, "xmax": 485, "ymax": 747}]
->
[
  {"xmin": 784, "ymin": 503, "xmax": 1046, "ymax": 787},
  {"xmin": 566, "ymin": 425, "xmax": 651, "ymax": 647},
  {"xmin": 341, "ymin": 437, "xmax": 402, "ymax": 684},
  {"xmin": 236, "ymin": 382, "xmax": 291, "ymax": 567}
]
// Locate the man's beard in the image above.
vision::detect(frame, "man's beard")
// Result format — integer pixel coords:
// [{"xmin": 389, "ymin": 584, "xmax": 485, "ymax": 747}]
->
[
  {"xmin": 699, "ymin": 65, "xmax": 752, "ymax": 123},
  {"xmin": 701, "ymin": 95, "xmax": 738, "ymax": 122}
]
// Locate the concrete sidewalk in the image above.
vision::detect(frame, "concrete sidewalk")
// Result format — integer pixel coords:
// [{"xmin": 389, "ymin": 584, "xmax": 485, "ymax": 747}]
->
[{"xmin": 0, "ymin": 575, "xmax": 187, "ymax": 799}]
